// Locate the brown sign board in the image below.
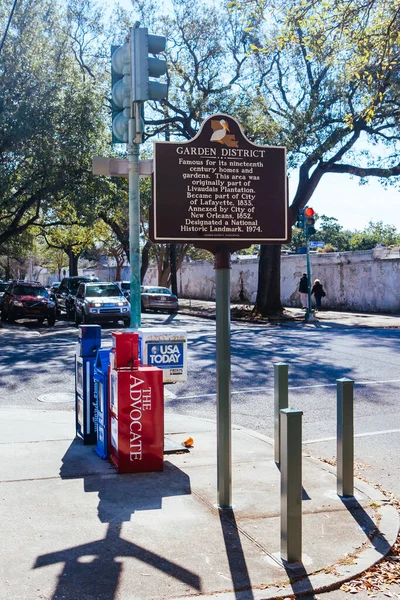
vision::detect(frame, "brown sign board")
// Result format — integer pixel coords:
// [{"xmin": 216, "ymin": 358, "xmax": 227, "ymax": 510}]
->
[{"xmin": 150, "ymin": 114, "xmax": 290, "ymax": 253}]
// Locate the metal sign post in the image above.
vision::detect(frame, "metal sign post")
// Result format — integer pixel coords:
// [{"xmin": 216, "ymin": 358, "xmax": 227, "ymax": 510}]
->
[
  {"xmin": 149, "ymin": 114, "xmax": 289, "ymax": 507},
  {"xmin": 215, "ymin": 249, "xmax": 232, "ymax": 509},
  {"xmin": 128, "ymin": 114, "xmax": 141, "ymax": 329}
]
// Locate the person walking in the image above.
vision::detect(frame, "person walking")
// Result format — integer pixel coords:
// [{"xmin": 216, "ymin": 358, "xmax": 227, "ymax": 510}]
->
[
  {"xmin": 299, "ymin": 273, "xmax": 309, "ymax": 309},
  {"xmin": 311, "ymin": 279, "xmax": 326, "ymax": 310}
]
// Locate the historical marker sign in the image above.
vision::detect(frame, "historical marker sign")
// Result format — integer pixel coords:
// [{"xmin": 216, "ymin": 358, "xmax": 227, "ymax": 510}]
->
[{"xmin": 151, "ymin": 114, "xmax": 290, "ymax": 252}]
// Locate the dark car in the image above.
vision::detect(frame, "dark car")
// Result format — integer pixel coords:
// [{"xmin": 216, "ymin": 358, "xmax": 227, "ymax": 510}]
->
[
  {"xmin": 115, "ymin": 281, "xmax": 130, "ymax": 301},
  {"xmin": 1, "ymin": 281, "xmax": 57, "ymax": 326},
  {"xmin": 74, "ymin": 281, "xmax": 130, "ymax": 326},
  {"xmin": 56, "ymin": 276, "xmax": 99, "ymax": 318},
  {"xmin": 0, "ymin": 280, "xmax": 10, "ymax": 311},
  {"xmin": 140, "ymin": 286, "xmax": 179, "ymax": 313}
]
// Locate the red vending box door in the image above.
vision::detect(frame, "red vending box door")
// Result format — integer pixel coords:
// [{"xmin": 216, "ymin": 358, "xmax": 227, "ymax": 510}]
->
[{"xmin": 109, "ymin": 366, "xmax": 164, "ymax": 473}]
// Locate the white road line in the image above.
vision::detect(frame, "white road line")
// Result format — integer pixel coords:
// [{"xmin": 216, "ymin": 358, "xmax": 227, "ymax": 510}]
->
[
  {"xmin": 304, "ymin": 428, "xmax": 400, "ymax": 444},
  {"xmin": 176, "ymin": 379, "xmax": 400, "ymax": 400}
]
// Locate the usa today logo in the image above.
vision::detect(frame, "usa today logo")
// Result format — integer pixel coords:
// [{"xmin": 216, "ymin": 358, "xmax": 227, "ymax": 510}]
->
[{"xmin": 147, "ymin": 343, "xmax": 184, "ymax": 368}]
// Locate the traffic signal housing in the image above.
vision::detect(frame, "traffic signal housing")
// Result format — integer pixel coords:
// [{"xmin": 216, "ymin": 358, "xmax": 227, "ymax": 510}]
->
[
  {"xmin": 131, "ymin": 27, "xmax": 168, "ymax": 102},
  {"xmin": 296, "ymin": 208, "xmax": 305, "ymax": 229},
  {"xmin": 305, "ymin": 207, "xmax": 316, "ymax": 236},
  {"xmin": 111, "ymin": 43, "xmax": 131, "ymax": 143}
]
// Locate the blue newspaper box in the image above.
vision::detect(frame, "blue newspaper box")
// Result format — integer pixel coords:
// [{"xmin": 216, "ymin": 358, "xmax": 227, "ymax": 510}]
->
[
  {"xmin": 75, "ymin": 324, "xmax": 102, "ymax": 445},
  {"xmin": 93, "ymin": 348, "xmax": 112, "ymax": 459}
]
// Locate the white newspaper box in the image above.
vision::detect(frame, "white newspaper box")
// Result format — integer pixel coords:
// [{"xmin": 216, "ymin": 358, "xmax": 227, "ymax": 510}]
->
[{"xmin": 138, "ymin": 327, "xmax": 187, "ymax": 383}]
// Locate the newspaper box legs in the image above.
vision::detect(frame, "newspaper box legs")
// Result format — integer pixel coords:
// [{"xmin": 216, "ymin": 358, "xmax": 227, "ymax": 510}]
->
[{"xmin": 109, "ymin": 331, "xmax": 164, "ymax": 474}]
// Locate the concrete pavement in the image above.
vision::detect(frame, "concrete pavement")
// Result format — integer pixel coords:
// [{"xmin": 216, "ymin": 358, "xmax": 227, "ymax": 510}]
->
[{"xmin": 0, "ymin": 407, "xmax": 398, "ymax": 600}]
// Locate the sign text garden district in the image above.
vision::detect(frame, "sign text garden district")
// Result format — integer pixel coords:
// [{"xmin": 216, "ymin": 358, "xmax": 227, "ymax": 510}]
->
[{"xmin": 152, "ymin": 114, "xmax": 290, "ymax": 251}]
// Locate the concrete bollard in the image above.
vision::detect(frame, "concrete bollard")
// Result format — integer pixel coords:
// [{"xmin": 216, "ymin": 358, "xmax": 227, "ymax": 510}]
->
[
  {"xmin": 280, "ymin": 408, "xmax": 303, "ymax": 563},
  {"xmin": 337, "ymin": 378, "xmax": 354, "ymax": 497},
  {"xmin": 274, "ymin": 363, "xmax": 289, "ymax": 464}
]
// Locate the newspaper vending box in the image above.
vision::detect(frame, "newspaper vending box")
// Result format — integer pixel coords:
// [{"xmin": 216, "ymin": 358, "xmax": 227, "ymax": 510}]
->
[
  {"xmin": 75, "ymin": 324, "xmax": 102, "ymax": 445},
  {"xmin": 94, "ymin": 348, "xmax": 112, "ymax": 459},
  {"xmin": 109, "ymin": 331, "xmax": 164, "ymax": 473}
]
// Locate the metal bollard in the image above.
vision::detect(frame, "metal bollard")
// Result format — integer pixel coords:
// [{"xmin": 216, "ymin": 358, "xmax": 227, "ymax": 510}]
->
[
  {"xmin": 280, "ymin": 408, "xmax": 303, "ymax": 563},
  {"xmin": 337, "ymin": 378, "xmax": 354, "ymax": 497},
  {"xmin": 274, "ymin": 363, "xmax": 289, "ymax": 464}
]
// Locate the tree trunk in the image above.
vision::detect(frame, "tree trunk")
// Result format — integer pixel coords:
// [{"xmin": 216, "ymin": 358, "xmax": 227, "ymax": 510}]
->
[
  {"xmin": 254, "ymin": 245, "xmax": 283, "ymax": 316},
  {"xmin": 68, "ymin": 250, "xmax": 79, "ymax": 276},
  {"xmin": 140, "ymin": 240, "xmax": 152, "ymax": 284},
  {"xmin": 169, "ymin": 244, "xmax": 178, "ymax": 296}
]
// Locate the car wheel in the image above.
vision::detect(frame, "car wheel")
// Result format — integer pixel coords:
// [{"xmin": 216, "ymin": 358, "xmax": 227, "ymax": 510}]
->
[
  {"xmin": 1, "ymin": 311, "xmax": 6, "ymax": 322},
  {"xmin": 141, "ymin": 302, "xmax": 146, "ymax": 313},
  {"xmin": 67, "ymin": 306, "xmax": 75, "ymax": 319},
  {"xmin": 47, "ymin": 316, "xmax": 56, "ymax": 326},
  {"xmin": 37, "ymin": 318, "xmax": 45, "ymax": 324},
  {"xmin": 123, "ymin": 319, "xmax": 130, "ymax": 327},
  {"xmin": 82, "ymin": 311, "xmax": 89, "ymax": 324},
  {"xmin": 168, "ymin": 309, "xmax": 177, "ymax": 314},
  {"xmin": 74, "ymin": 311, "xmax": 81, "ymax": 326},
  {"xmin": 7, "ymin": 309, "xmax": 15, "ymax": 324}
]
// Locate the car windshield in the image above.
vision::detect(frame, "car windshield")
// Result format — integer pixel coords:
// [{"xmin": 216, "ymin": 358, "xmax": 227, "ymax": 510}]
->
[
  {"xmin": 120, "ymin": 283, "xmax": 130, "ymax": 290},
  {"xmin": 86, "ymin": 284, "xmax": 122, "ymax": 298},
  {"xmin": 14, "ymin": 285, "xmax": 48, "ymax": 297},
  {"xmin": 69, "ymin": 278, "xmax": 99, "ymax": 294},
  {"xmin": 144, "ymin": 287, "xmax": 172, "ymax": 295},
  {"xmin": 69, "ymin": 281, "xmax": 84, "ymax": 294}
]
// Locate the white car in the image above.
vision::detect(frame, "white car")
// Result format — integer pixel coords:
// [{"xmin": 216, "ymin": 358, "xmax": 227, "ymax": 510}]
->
[{"xmin": 74, "ymin": 282, "xmax": 130, "ymax": 326}]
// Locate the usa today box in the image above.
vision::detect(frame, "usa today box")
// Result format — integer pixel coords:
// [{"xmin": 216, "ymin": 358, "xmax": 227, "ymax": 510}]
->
[{"xmin": 138, "ymin": 327, "xmax": 187, "ymax": 383}]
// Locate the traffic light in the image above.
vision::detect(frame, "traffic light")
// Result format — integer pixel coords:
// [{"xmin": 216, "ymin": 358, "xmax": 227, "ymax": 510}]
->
[
  {"xmin": 130, "ymin": 27, "xmax": 168, "ymax": 102},
  {"xmin": 296, "ymin": 208, "xmax": 305, "ymax": 229},
  {"xmin": 111, "ymin": 42, "xmax": 131, "ymax": 143},
  {"xmin": 305, "ymin": 207, "xmax": 316, "ymax": 236}
]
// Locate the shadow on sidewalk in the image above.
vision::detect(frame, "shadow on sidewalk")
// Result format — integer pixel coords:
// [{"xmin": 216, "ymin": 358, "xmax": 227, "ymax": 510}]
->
[
  {"xmin": 219, "ymin": 508, "xmax": 254, "ymax": 599},
  {"xmin": 33, "ymin": 441, "xmax": 201, "ymax": 600},
  {"xmin": 341, "ymin": 496, "xmax": 392, "ymax": 556}
]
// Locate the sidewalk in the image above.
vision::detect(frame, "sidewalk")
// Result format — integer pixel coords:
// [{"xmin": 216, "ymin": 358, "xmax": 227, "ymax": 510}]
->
[
  {"xmin": 0, "ymin": 407, "xmax": 398, "ymax": 600},
  {"xmin": 178, "ymin": 298, "xmax": 400, "ymax": 329}
]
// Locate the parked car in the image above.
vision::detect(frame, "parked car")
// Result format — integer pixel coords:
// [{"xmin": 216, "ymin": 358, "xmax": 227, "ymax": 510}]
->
[
  {"xmin": 1, "ymin": 281, "xmax": 57, "ymax": 325},
  {"xmin": 49, "ymin": 282, "xmax": 61, "ymax": 293},
  {"xmin": 114, "ymin": 281, "xmax": 130, "ymax": 301},
  {"xmin": 56, "ymin": 276, "xmax": 99, "ymax": 317},
  {"xmin": 0, "ymin": 280, "xmax": 10, "ymax": 311},
  {"xmin": 140, "ymin": 286, "xmax": 179, "ymax": 313},
  {"xmin": 74, "ymin": 281, "xmax": 131, "ymax": 326}
]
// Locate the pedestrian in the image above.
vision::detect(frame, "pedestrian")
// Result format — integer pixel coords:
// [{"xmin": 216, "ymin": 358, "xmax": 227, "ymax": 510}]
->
[
  {"xmin": 298, "ymin": 273, "xmax": 308, "ymax": 309},
  {"xmin": 311, "ymin": 279, "xmax": 326, "ymax": 310}
]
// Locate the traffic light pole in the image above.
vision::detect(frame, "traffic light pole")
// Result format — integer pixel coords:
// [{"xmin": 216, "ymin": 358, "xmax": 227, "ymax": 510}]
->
[
  {"xmin": 305, "ymin": 232, "xmax": 314, "ymax": 321},
  {"xmin": 128, "ymin": 114, "xmax": 141, "ymax": 329}
]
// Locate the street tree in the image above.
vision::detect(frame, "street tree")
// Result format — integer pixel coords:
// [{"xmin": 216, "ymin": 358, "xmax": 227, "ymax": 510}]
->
[
  {"xmin": 230, "ymin": 0, "xmax": 400, "ymax": 314},
  {"xmin": 0, "ymin": 0, "xmax": 109, "ymax": 249}
]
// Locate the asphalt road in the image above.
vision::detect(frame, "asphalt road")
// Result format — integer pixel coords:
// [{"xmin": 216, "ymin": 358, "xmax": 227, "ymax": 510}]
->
[{"xmin": 1, "ymin": 311, "xmax": 400, "ymax": 501}]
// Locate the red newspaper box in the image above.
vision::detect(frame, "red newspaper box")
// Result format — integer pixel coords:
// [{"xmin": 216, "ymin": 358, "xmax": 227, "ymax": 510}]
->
[{"xmin": 109, "ymin": 331, "xmax": 164, "ymax": 473}]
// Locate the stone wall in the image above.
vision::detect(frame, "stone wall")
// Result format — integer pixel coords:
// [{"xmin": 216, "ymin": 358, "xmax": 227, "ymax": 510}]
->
[{"xmin": 142, "ymin": 247, "xmax": 400, "ymax": 314}]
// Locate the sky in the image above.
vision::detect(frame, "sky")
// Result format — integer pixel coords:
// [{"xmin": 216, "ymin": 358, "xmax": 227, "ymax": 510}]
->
[
  {"xmin": 106, "ymin": 0, "xmax": 400, "ymax": 233},
  {"xmin": 289, "ymin": 173, "xmax": 400, "ymax": 232}
]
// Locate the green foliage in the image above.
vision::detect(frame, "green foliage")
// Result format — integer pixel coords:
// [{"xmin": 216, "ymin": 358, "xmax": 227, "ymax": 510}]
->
[
  {"xmin": 349, "ymin": 221, "xmax": 400, "ymax": 250},
  {"xmin": 0, "ymin": 0, "xmax": 110, "ymax": 249},
  {"xmin": 316, "ymin": 215, "xmax": 352, "ymax": 251}
]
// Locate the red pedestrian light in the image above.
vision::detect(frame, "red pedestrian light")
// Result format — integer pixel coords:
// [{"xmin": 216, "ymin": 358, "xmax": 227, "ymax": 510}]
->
[{"xmin": 304, "ymin": 207, "xmax": 315, "ymax": 217}]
